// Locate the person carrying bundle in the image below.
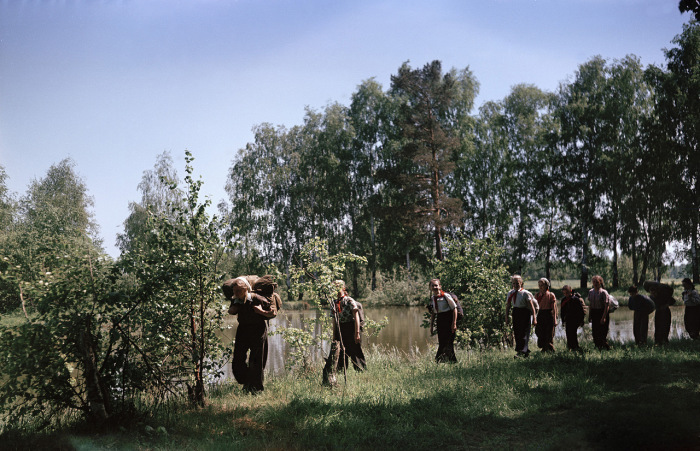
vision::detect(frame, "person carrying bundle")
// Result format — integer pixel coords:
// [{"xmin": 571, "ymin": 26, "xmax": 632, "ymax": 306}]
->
[{"xmin": 222, "ymin": 276, "xmax": 277, "ymax": 393}]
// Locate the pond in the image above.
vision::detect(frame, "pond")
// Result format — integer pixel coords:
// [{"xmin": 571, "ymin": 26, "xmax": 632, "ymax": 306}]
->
[{"xmin": 219, "ymin": 305, "xmax": 689, "ymax": 377}]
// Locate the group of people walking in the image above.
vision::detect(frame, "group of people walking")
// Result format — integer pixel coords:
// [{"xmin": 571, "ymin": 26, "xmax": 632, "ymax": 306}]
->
[
  {"xmin": 502, "ymin": 274, "xmax": 700, "ymax": 358},
  {"xmin": 429, "ymin": 275, "xmax": 700, "ymax": 363},
  {"xmin": 222, "ymin": 273, "xmax": 700, "ymax": 390}
]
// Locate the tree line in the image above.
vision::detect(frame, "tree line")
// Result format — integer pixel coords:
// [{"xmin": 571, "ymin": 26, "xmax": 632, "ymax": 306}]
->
[{"xmin": 217, "ymin": 22, "xmax": 700, "ymax": 293}]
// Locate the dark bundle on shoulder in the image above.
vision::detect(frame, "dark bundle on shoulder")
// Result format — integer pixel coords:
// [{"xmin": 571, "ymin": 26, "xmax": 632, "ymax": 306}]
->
[{"xmin": 253, "ymin": 275, "xmax": 283, "ymax": 311}]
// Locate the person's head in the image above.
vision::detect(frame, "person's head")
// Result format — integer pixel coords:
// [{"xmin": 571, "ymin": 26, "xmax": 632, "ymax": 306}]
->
[
  {"xmin": 562, "ymin": 285, "xmax": 573, "ymax": 297},
  {"xmin": 538, "ymin": 278, "xmax": 550, "ymax": 292},
  {"xmin": 335, "ymin": 280, "xmax": 348, "ymax": 297},
  {"xmin": 231, "ymin": 277, "xmax": 251, "ymax": 300},
  {"xmin": 628, "ymin": 285, "xmax": 638, "ymax": 295},
  {"xmin": 683, "ymin": 278, "xmax": 694, "ymax": 290},
  {"xmin": 430, "ymin": 278, "xmax": 442, "ymax": 295},
  {"xmin": 511, "ymin": 275, "xmax": 524, "ymax": 290},
  {"xmin": 592, "ymin": 275, "xmax": 604, "ymax": 289}
]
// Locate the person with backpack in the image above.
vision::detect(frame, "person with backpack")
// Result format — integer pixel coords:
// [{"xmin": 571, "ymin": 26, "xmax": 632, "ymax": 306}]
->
[
  {"xmin": 505, "ymin": 275, "xmax": 538, "ymax": 358},
  {"xmin": 534, "ymin": 278, "xmax": 557, "ymax": 352},
  {"xmin": 628, "ymin": 285, "xmax": 655, "ymax": 346},
  {"xmin": 428, "ymin": 278, "xmax": 458, "ymax": 363},
  {"xmin": 331, "ymin": 280, "xmax": 366, "ymax": 371},
  {"xmin": 560, "ymin": 285, "xmax": 586, "ymax": 351},
  {"xmin": 222, "ymin": 276, "xmax": 277, "ymax": 393},
  {"xmin": 681, "ymin": 278, "xmax": 700, "ymax": 339},
  {"xmin": 644, "ymin": 280, "xmax": 676, "ymax": 345},
  {"xmin": 588, "ymin": 275, "xmax": 611, "ymax": 350}
]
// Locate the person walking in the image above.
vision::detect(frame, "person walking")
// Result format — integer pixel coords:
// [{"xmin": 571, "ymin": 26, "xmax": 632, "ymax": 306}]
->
[
  {"xmin": 535, "ymin": 278, "xmax": 557, "ymax": 352},
  {"xmin": 588, "ymin": 275, "xmax": 611, "ymax": 350},
  {"xmin": 429, "ymin": 278, "xmax": 458, "ymax": 363},
  {"xmin": 627, "ymin": 285, "xmax": 655, "ymax": 346},
  {"xmin": 332, "ymin": 280, "xmax": 366, "ymax": 371},
  {"xmin": 682, "ymin": 278, "xmax": 700, "ymax": 339},
  {"xmin": 644, "ymin": 280, "xmax": 675, "ymax": 345},
  {"xmin": 505, "ymin": 275, "xmax": 538, "ymax": 358},
  {"xmin": 223, "ymin": 276, "xmax": 277, "ymax": 393},
  {"xmin": 560, "ymin": 285, "xmax": 585, "ymax": 351}
]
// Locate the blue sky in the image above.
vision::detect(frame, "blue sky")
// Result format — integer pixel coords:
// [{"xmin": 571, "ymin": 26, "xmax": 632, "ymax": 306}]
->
[{"xmin": 0, "ymin": 0, "xmax": 691, "ymax": 258}]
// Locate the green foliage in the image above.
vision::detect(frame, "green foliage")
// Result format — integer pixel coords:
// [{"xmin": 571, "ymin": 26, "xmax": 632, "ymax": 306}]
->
[
  {"xmin": 431, "ymin": 235, "xmax": 511, "ymax": 348},
  {"xmin": 272, "ymin": 238, "xmax": 367, "ymax": 372},
  {"xmin": 0, "ymin": 237, "xmax": 119, "ymax": 431},
  {"xmin": 288, "ymin": 237, "xmax": 367, "ymax": 306},
  {"xmin": 361, "ymin": 269, "xmax": 428, "ymax": 306},
  {"xmin": 118, "ymin": 150, "xmax": 233, "ymax": 406}
]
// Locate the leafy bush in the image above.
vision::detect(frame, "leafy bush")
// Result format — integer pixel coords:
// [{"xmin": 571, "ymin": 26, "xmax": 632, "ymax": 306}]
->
[{"xmin": 431, "ymin": 235, "xmax": 511, "ymax": 348}]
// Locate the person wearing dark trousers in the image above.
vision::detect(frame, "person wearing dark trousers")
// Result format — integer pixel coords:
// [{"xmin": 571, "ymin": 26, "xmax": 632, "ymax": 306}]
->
[
  {"xmin": 535, "ymin": 278, "xmax": 557, "ymax": 352},
  {"xmin": 628, "ymin": 285, "xmax": 655, "ymax": 346},
  {"xmin": 644, "ymin": 280, "xmax": 675, "ymax": 345},
  {"xmin": 560, "ymin": 285, "xmax": 585, "ymax": 351},
  {"xmin": 506, "ymin": 275, "xmax": 538, "ymax": 358},
  {"xmin": 588, "ymin": 275, "xmax": 611, "ymax": 350},
  {"xmin": 429, "ymin": 278, "xmax": 458, "ymax": 363},
  {"xmin": 332, "ymin": 280, "xmax": 366, "ymax": 371},
  {"xmin": 224, "ymin": 277, "xmax": 276, "ymax": 393},
  {"xmin": 682, "ymin": 278, "xmax": 700, "ymax": 339}
]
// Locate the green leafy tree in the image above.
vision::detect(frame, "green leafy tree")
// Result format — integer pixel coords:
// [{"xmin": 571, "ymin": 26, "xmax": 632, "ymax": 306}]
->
[
  {"xmin": 430, "ymin": 236, "xmax": 511, "ymax": 348},
  {"xmin": 386, "ymin": 60, "xmax": 475, "ymax": 261},
  {"xmin": 0, "ymin": 165, "xmax": 19, "ymax": 311},
  {"xmin": 120, "ymin": 150, "xmax": 233, "ymax": 406},
  {"xmin": 0, "ymin": 240, "xmax": 119, "ymax": 429},
  {"xmin": 0, "ymin": 161, "xmax": 120, "ymax": 428},
  {"xmin": 650, "ymin": 22, "xmax": 700, "ymax": 282},
  {"xmin": 553, "ymin": 56, "xmax": 611, "ymax": 290},
  {"xmin": 116, "ymin": 151, "xmax": 182, "ymax": 254}
]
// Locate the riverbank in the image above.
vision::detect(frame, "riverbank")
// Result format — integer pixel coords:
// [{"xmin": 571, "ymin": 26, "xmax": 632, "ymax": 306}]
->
[{"xmin": 6, "ymin": 339, "xmax": 700, "ymax": 450}]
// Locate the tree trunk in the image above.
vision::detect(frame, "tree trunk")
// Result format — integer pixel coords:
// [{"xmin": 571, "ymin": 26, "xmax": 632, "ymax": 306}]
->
[
  {"xmin": 632, "ymin": 239, "xmax": 639, "ymax": 286},
  {"xmin": 370, "ymin": 215, "xmax": 377, "ymax": 291},
  {"xmin": 693, "ymin": 217, "xmax": 699, "ymax": 284},
  {"xmin": 79, "ymin": 318, "xmax": 109, "ymax": 422},
  {"xmin": 580, "ymin": 223, "xmax": 589, "ymax": 291},
  {"xmin": 435, "ymin": 226, "xmax": 443, "ymax": 261},
  {"xmin": 612, "ymin": 226, "xmax": 619, "ymax": 289},
  {"xmin": 406, "ymin": 251, "xmax": 411, "ymax": 282}
]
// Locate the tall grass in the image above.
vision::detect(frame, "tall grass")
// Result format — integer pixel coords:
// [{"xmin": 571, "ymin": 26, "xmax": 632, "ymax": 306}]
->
[{"xmin": 8, "ymin": 337, "xmax": 700, "ymax": 450}]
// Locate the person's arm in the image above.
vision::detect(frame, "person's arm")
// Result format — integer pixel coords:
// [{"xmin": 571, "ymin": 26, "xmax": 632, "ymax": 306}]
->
[
  {"xmin": 353, "ymin": 309, "xmax": 361, "ymax": 343},
  {"xmin": 452, "ymin": 306, "xmax": 458, "ymax": 333},
  {"xmin": 430, "ymin": 310, "xmax": 436, "ymax": 334},
  {"xmin": 253, "ymin": 303, "xmax": 275, "ymax": 318},
  {"xmin": 530, "ymin": 294, "xmax": 537, "ymax": 325},
  {"xmin": 505, "ymin": 294, "xmax": 512, "ymax": 326},
  {"xmin": 228, "ymin": 303, "xmax": 240, "ymax": 315},
  {"xmin": 553, "ymin": 293, "xmax": 558, "ymax": 326}
]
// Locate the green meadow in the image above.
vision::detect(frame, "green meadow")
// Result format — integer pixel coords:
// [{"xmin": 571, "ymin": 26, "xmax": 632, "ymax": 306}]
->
[{"xmin": 5, "ymin": 338, "xmax": 700, "ymax": 450}]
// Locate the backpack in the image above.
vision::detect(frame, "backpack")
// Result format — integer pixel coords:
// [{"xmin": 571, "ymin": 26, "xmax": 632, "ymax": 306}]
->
[{"xmin": 252, "ymin": 275, "xmax": 282, "ymax": 312}]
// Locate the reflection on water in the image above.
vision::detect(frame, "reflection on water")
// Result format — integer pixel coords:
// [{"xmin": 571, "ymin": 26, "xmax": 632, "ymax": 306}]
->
[{"xmin": 218, "ymin": 305, "xmax": 688, "ymax": 378}]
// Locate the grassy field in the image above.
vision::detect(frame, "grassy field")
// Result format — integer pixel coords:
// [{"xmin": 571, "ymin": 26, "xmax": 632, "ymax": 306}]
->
[{"xmin": 5, "ymin": 337, "xmax": 700, "ymax": 450}]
